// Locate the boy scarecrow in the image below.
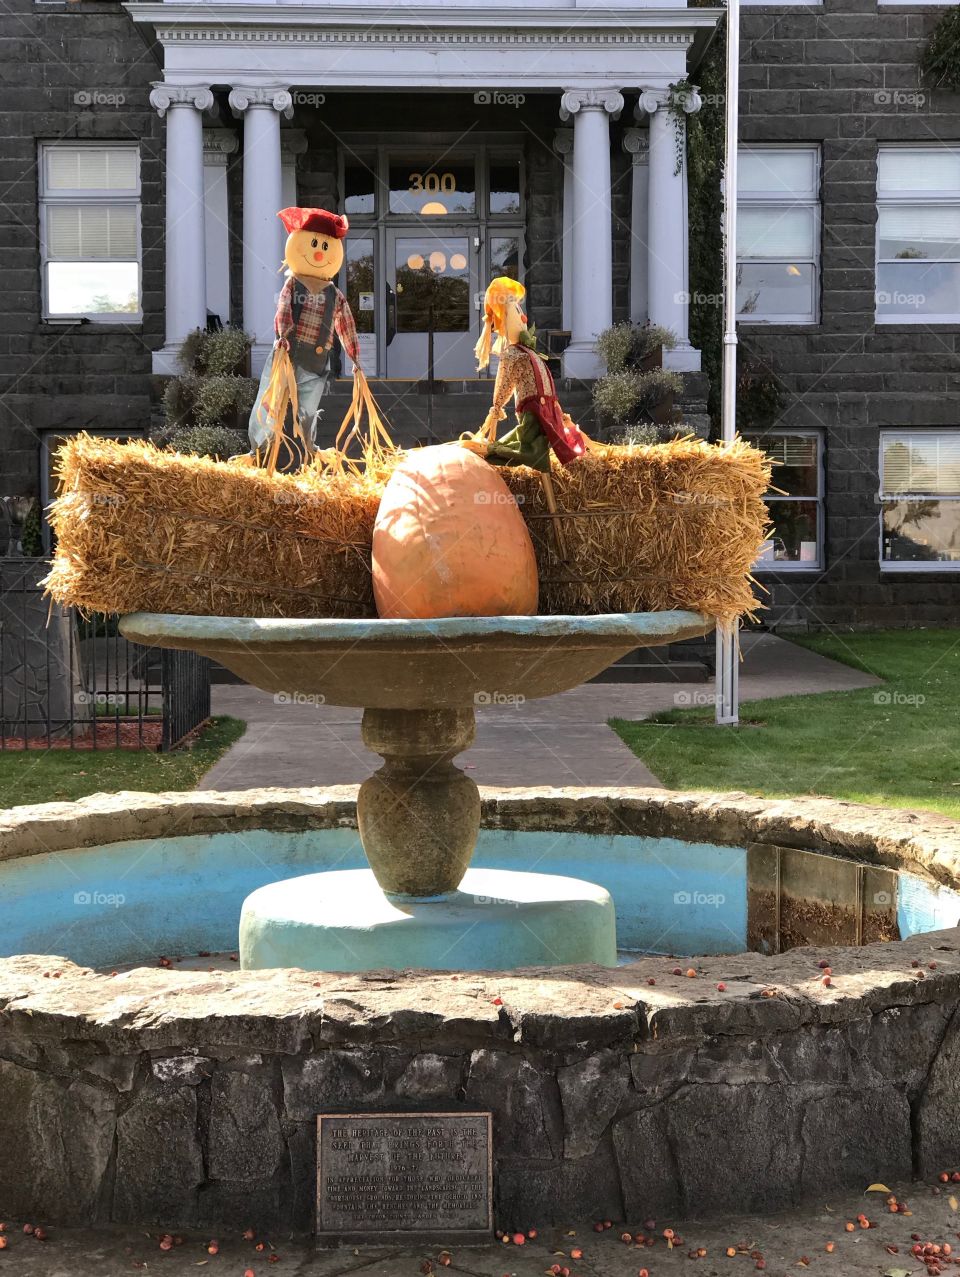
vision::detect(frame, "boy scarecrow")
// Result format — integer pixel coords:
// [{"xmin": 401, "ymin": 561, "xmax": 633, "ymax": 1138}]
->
[
  {"xmin": 464, "ymin": 276, "xmax": 588, "ymax": 552},
  {"xmin": 246, "ymin": 206, "xmax": 364, "ymax": 471}
]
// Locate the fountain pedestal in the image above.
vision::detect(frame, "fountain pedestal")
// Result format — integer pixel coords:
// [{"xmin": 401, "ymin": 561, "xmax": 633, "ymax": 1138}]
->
[{"xmin": 119, "ymin": 610, "xmax": 713, "ymax": 972}]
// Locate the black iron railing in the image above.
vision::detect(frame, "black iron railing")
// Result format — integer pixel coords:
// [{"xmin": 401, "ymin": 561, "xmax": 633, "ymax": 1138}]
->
[{"xmin": 0, "ymin": 558, "xmax": 210, "ymax": 752}]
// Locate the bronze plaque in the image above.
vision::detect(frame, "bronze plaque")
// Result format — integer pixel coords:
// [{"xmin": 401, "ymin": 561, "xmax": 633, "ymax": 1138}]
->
[{"xmin": 316, "ymin": 1112, "xmax": 493, "ymax": 1243}]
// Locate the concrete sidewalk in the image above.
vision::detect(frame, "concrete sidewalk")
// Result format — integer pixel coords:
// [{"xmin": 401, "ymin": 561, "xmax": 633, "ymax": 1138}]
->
[{"xmin": 197, "ymin": 632, "xmax": 879, "ymax": 792}]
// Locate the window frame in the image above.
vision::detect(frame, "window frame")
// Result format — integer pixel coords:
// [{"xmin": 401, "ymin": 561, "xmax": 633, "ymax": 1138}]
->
[
  {"xmin": 38, "ymin": 141, "xmax": 143, "ymax": 324},
  {"xmin": 875, "ymin": 144, "xmax": 960, "ymax": 326},
  {"xmin": 744, "ymin": 429, "xmax": 825, "ymax": 573},
  {"xmin": 878, "ymin": 429, "xmax": 960, "ymax": 573},
  {"xmin": 736, "ymin": 143, "xmax": 821, "ymax": 326}
]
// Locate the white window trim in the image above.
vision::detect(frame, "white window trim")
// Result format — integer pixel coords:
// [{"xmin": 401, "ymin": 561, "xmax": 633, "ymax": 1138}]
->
[
  {"xmin": 747, "ymin": 429, "xmax": 825, "ymax": 572},
  {"xmin": 875, "ymin": 144, "xmax": 960, "ymax": 325},
  {"xmin": 737, "ymin": 144, "xmax": 821, "ymax": 325},
  {"xmin": 38, "ymin": 141, "xmax": 143, "ymax": 324},
  {"xmin": 878, "ymin": 429, "xmax": 960, "ymax": 572}
]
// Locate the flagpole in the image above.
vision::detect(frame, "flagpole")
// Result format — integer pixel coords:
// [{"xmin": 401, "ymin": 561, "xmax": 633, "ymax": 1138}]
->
[{"xmin": 715, "ymin": 0, "xmax": 741, "ymax": 726}]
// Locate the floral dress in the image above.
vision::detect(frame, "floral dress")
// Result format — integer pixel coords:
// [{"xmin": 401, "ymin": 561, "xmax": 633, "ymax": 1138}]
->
[{"xmin": 486, "ymin": 341, "xmax": 587, "ymax": 473}]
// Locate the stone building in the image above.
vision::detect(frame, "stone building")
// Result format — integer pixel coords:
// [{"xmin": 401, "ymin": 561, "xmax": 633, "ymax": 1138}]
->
[{"xmin": 1, "ymin": 0, "xmax": 958, "ymax": 627}]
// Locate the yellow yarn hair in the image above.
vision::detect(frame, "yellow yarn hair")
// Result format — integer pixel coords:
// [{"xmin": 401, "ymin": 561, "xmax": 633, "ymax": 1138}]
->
[{"xmin": 474, "ymin": 276, "xmax": 526, "ymax": 371}]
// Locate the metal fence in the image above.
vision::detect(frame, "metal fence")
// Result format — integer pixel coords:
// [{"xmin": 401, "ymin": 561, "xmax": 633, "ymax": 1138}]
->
[{"xmin": 0, "ymin": 558, "xmax": 211, "ymax": 752}]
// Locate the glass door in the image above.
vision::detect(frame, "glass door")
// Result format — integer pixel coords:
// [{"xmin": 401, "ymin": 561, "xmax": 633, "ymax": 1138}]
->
[{"xmin": 386, "ymin": 227, "xmax": 479, "ymax": 379}]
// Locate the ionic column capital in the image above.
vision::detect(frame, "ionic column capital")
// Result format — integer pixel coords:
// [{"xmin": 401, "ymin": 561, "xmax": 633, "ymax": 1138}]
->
[
  {"xmin": 559, "ymin": 88, "xmax": 624, "ymax": 121},
  {"xmin": 622, "ymin": 128, "xmax": 649, "ymax": 163},
  {"xmin": 150, "ymin": 84, "xmax": 214, "ymax": 118},
  {"xmin": 202, "ymin": 129, "xmax": 239, "ymax": 166},
  {"xmin": 553, "ymin": 127, "xmax": 574, "ymax": 158},
  {"xmin": 636, "ymin": 85, "xmax": 703, "ymax": 118},
  {"xmin": 228, "ymin": 86, "xmax": 293, "ymax": 119}
]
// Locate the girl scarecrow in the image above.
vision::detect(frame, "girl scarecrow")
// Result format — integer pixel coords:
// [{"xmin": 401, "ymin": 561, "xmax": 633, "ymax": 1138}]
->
[
  {"xmin": 464, "ymin": 276, "xmax": 588, "ymax": 551},
  {"xmin": 247, "ymin": 206, "xmax": 382, "ymax": 472}
]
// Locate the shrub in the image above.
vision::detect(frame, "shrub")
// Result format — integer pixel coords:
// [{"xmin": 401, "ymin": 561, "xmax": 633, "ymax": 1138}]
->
[
  {"xmin": 194, "ymin": 374, "xmax": 258, "ymax": 427},
  {"xmin": 594, "ymin": 322, "xmax": 678, "ymax": 375},
  {"xmin": 921, "ymin": 6, "xmax": 960, "ymax": 91},
  {"xmin": 167, "ymin": 425, "xmax": 248, "ymax": 460},
  {"xmin": 204, "ymin": 327, "xmax": 253, "ymax": 376},
  {"xmin": 614, "ymin": 422, "xmax": 661, "ymax": 447}
]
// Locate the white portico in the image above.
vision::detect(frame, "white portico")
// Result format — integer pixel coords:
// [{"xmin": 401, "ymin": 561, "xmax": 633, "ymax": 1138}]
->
[{"xmin": 131, "ymin": 1, "xmax": 721, "ymax": 379}]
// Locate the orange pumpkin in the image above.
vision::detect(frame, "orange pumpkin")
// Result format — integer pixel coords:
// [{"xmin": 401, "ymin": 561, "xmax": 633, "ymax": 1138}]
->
[{"xmin": 372, "ymin": 444, "xmax": 539, "ymax": 619}]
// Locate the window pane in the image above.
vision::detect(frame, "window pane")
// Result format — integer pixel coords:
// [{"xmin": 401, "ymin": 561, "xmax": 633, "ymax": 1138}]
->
[
  {"xmin": 395, "ymin": 236, "xmax": 470, "ymax": 332},
  {"xmin": 738, "ymin": 206, "xmax": 816, "ymax": 258},
  {"xmin": 47, "ymin": 204, "xmax": 137, "ymax": 260},
  {"xmin": 45, "ymin": 145, "xmax": 138, "ymax": 193},
  {"xmin": 882, "ymin": 500, "xmax": 960, "ymax": 563},
  {"xmin": 876, "ymin": 261, "xmax": 960, "ymax": 318},
  {"xmin": 344, "ymin": 158, "xmax": 376, "ymax": 215},
  {"xmin": 345, "ymin": 237, "xmax": 375, "ymax": 335},
  {"xmin": 877, "ymin": 205, "xmax": 960, "ymax": 261},
  {"xmin": 756, "ymin": 501, "xmax": 820, "ymax": 564},
  {"xmin": 489, "ymin": 159, "xmax": 520, "ymax": 214},
  {"xmin": 878, "ymin": 148, "xmax": 960, "ymax": 195},
  {"xmin": 389, "ymin": 159, "xmax": 476, "ymax": 215},
  {"xmin": 881, "ymin": 433, "xmax": 960, "ymax": 496},
  {"xmin": 748, "ymin": 434, "xmax": 819, "ymax": 496},
  {"xmin": 737, "ymin": 261, "xmax": 815, "ymax": 319},
  {"xmin": 490, "ymin": 235, "xmax": 521, "ymax": 280},
  {"xmin": 739, "ymin": 148, "xmax": 817, "ymax": 196},
  {"xmin": 47, "ymin": 261, "xmax": 140, "ymax": 315}
]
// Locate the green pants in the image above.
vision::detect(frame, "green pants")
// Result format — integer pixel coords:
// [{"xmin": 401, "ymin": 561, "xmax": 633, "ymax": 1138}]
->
[{"xmin": 486, "ymin": 410, "xmax": 550, "ymax": 473}]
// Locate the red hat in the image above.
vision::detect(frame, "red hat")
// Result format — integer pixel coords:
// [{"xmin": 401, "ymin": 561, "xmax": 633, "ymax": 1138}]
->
[{"xmin": 277, "ymin": 207, "xmax": 349, "ymax": 238}]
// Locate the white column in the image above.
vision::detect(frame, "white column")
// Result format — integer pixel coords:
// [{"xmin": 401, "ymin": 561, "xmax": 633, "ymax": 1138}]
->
[
  {"xmin": 622, "ymin": 128, "xmax": 650, "ymax": 326},
  {"xmin": 202, "ymin": 129, "xmax": 238, "ymax": 327},
  {"xmin": 149, "ymin": 84, "xmax": 213, "ymax": 374},
  {"xmin": 553, "ymin": 128, "xmax": 574, "ymax": 332},
  {"xmin": 228, "ymin": 86, "xmax": 293, "ymax": 374},
  {"xmin": 639, "ymin": 87, "xmax": 702, "ymax": 371},
  {"xmin": 559, "ymin": 89, "xmax": 623, "ymax": 381}
]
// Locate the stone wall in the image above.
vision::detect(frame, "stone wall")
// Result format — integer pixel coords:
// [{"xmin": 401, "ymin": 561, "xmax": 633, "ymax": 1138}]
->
[
  {"xmin": 1, "ymin": 933, "xmax": 958, "ymax": 1231},
  {"xmin": 739, "ymin": 0, "xmax": 960, "ymax": 629},
  {"xmin": 0, "ymin": 787, "xmax": 958, "ymax": 1230}
]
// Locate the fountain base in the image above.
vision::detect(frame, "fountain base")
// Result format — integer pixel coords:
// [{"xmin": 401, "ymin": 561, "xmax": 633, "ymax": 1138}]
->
[{"xmin": 239, "ymin": 866, "xmax": 617, "ymax": 972}]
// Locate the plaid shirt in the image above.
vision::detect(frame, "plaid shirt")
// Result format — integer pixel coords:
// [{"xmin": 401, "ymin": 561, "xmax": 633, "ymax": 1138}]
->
[{"xmin": 274, "ymin": 276, "xmax": 360, "ymax": 366}]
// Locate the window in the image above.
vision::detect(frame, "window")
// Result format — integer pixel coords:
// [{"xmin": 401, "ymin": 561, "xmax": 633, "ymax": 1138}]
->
[
  {"xmin": 880, "ymin": 431, "xmax": 960, "ymax": 570},
  {"xmin": 39, "ymin": 143, "xmax": 141, "ymax": 321},
  {"xmin": 876, "ymin": 147, "xmax": 960, "ymax": 323},
  {"xmin": 737, "ymin": 146, "xmax": 820, "ymax": 324},
  {"xmin": 745, "ymin": 431, "xmax": 824, "ymax": 570}
]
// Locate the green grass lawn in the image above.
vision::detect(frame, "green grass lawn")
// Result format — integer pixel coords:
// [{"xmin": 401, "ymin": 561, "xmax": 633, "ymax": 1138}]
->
[
  {"xmin": 0, "ymin": 716, "xmax": 246, "ymax": 809},
  {"xmin": 612, "ymin": 629, "xmax": 960, "ymax": 820}
]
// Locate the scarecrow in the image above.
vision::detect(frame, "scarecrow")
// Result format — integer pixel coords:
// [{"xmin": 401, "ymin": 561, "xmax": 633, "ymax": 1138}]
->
[
  {"xmin": 246, "ymin": 206, "xmax": 377, "ymax": 472},
  {"xmin": 463, "ymin": 276, "xmax": 588, "ymax": 553}
]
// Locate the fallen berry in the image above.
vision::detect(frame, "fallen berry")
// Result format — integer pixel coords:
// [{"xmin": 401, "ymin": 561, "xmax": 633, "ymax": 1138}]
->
[
  {"xmin": 698, "ymin": 1247, "xmax": 707, "ymax": 1257},
  {"xmin": 512, "ymin": 1232, "xmax": 525, "ymax": 1245},
  {"xmin": 570, "ymin": 1247, "xmax": 583, "ymax": 1259},
  {"xmin": 930, "ymin": 962, "xmax": 939, "ymax": 970},
  {"xmin": 639, "ymin": 1270, "xmax": 650, "ymax": 1277},
  {"xmin": 818, "ymin": 959, "xmax": 830, "ymax": 969},
  {"xmin": 33, "ymin": 1228, "xmax": 47, "ymax": 1242},
  {"xmin": 23, "ymin": 1225, "xmax": 34, "ymax": 1235},
  {"xmin": 825, "ymin": 1242, "xmax": 835, "ymax": 1253},
  {"xmin": 663, "ymin": 1228, "xmax": 675, "ymax": 1239},
  {"xmin": 256, "ymin": 1241, "xmax": 266, "ymax": 1251},
  {"xmin": 268, "ymin": 1254, "xmax": 280, "ymax": 1265},
  {"xmin": 912, "ymin": 959, "xmax": 920, "ymax": 968},
  {"xmin": 756, "ymin": 1263, "xmax": 766, "ymax": 1271},
  {"xmin": 845, "ymin": 1222, "xmax": 856, "ymax": 1232},
  {"xmin": 644, "ymin": 1220, "xmax": 656, "ymax": 1231},
  {"xmin": 686, "ymin": 968, "xmax": 697, "ymax": 978},
  {"xmin": 954, "ymin": 1173, "xmax": 960, "ymax": 1183},
  {"xmin": 528, "ymin": 1228, "xmax": 537, "ymax": 1238},
  {"xmin": 0, "ymin": 1238, "xmax": 7, "ymax": 1250},
  {"xmin": 672, "ymin": 967, "xmax": 683, "ymax": 975},
  {"xmin": 244, "ymin": 1270, "xmax": 255, "ymax": 1277},
  {"xmin": 159, "ymin": 1237, "xmax": 173, "ymax": 1251},
  {"xmin": 604, "ymin": 1220, "xmax": 613, "ymax": 1230},
  {"xmin": 208, "ymin": 1241, "xmax": 220, "ymax": 1255},
  {"xmin": 243, "ymin": 1228, "xmax": 256, "ymax": 1241},
  {"xmin": 621, "ymin": 1232, "xmax": 633, "ymax": 1244},
  {"xmin": 943, "ymin": 1174, "xmax": 952, "ymax": 1183},
  {"xmin": 822, "ymin": 976, "xmax": 832, "ymax": 987},
  {"xmin": 647, "ymin": 977, "xmax": 656, "ymax": 985},
  {"xmin": 593, "ymin": 1222, "xmax": 604, "ymax": 1232},
  {"xmin": 717, "ymin": 982, "xmax": 727, "ymax": 992},
  {"xmin": 727, "ymin": 1247, "xmax": 737, "ymax": 1257}
]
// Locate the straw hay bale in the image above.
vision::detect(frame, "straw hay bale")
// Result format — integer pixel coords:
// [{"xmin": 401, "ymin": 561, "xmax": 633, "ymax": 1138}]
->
[
  {"xmin": 43, "ymin": 435, "xmax": 384, "ymax": 618},
  {"xmin": 501, "ymin": 437, "xmax": 771, "ymax": 627},
  {"xmin": 44, "ymin": 434, "xmax": 770, "ymax": 626}
]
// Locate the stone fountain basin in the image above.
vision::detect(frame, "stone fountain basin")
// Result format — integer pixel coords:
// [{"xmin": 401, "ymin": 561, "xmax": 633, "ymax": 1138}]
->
[{"xmin": 118, "ymin": 611, "xmax": 714, "ymax": 709}]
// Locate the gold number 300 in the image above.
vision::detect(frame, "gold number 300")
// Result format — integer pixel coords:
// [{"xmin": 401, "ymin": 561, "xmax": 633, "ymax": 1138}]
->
[{"xmin": 408, "ymin": 171, "xmax": 457, "ymax": 194}]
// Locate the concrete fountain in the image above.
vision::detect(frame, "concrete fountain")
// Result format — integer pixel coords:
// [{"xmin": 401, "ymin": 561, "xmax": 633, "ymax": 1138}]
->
[{"xmin": 118, "ymin": 609, "xmax": 713, "ymax": 972}]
